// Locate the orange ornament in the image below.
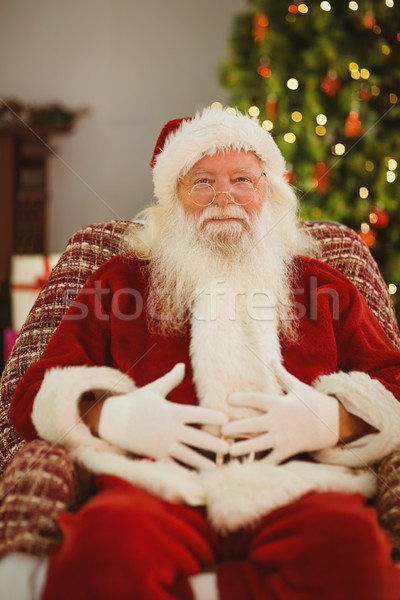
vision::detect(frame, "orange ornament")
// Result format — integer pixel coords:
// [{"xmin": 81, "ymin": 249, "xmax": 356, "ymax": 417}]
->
[
  {"xmin": 312, "ymin": 161, "xmax": 331, "ymax": 195},
  {"xmin": 288, "ymin": 4, "xmax": 299, "ymax": 14},
  {"xmin": 321, "ymin": 72, "xmax": 341, "ymax": 97},
  {"xmin": 344, "ymin": 111, "xmax": 362, "ymax": 137},
  {"xmin": 359, "ymin": 229, "xmax": 376, "ymax": 247},
  {"xmin": 358, "ymin": 85, "xmax": 372, "ymax": 102},
  {"xmin": 266, "ymin": 96, "xmax": 277, "ymax": 120},
  {"xmin": 284, "ymin": 168, "xmax": 296, "ymax": 184},
  {"xmin": 369, "ymin": 207, "xmax": 389, "ymax": 229},
  {"xmin": 362, "ymin": 11, "xmax": 376, "ymax": 29},
  {"xmin": 257, "ymin": 64, "xmax": 272, "ymax": 78},
  {"xmin": 252, "ymin": 12, "xmax": 269, "ymax": 44}
]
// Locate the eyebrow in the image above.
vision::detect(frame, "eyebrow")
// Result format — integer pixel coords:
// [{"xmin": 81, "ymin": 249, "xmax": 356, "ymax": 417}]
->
[{"xmin": 188, "ymin": 167, "xmax": 259, "ymax": 177}]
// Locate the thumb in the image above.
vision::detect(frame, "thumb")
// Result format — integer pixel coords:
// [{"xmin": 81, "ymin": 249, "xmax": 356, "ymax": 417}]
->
[
  {"xmin": 150, "ymin": 363, "xmax": 186, "ymax": 396},
  {"xmin": 271, "ymin": 360, "xmax": 297, "ymax": 392}
]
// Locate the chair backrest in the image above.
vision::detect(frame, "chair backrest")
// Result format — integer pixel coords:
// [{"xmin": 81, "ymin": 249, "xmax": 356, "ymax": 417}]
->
[{"xmin": 0, "ymin": 219, "xmax": 399, "ymax": 474}]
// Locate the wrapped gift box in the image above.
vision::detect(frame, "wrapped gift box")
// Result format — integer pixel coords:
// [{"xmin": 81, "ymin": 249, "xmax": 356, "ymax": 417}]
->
[
  {"xmin": 4, "ymin": 327, "xmax": 18, "ymax": 362},
  {"xmin": 10, "ymin": 254, "xmax": 61, "ymax": 332}
]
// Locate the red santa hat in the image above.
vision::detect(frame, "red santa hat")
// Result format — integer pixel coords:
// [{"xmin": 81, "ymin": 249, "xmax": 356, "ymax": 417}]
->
[{"xmin": 150, "ymin": 105, "xmax": 286, "ymax": 206}]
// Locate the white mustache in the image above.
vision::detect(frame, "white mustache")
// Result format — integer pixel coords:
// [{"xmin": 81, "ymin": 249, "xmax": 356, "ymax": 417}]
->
[{"xmin": 197, "ymin": 204, "xmax": 250, "ymax": 225}]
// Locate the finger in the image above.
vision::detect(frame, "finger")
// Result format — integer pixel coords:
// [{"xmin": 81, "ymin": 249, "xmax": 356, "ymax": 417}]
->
[
  {"xmin": 227, "ymin": 392, "xmax": 271, "ymax": 411},
  {"xmin": 222, "ymin": 416, "xmax": 269, "ymax": 437},
  {"xmin": 151, "ymin": 363, "xmax": 186, "ymax": 396},
  {"xmin": 175, "ymin": 404, "xmax": 228, "ymax": 426},
  {"xmin": 179, "ymin": 426, "xmax": 229, "ymax": 455},
  {"xmin": 229, "ymin": 433, "xmax": 273, "ymax": 457},
  {"xmin": 170, "ymin": 442, "xmax": 217, "ymax": 471},
  {"xmin": 260, "ymin": 447, "xmax": 288, "ymax": 465}
]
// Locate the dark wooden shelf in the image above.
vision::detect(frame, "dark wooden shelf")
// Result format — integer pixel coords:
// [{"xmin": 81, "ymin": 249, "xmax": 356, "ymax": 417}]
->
[{"xmin": 0, "ymin": 102, "xmax": 77, "ymax": 368}]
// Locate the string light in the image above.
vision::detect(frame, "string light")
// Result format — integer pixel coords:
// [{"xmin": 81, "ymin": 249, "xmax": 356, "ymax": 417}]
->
[
  {"xmin": 225, "ymin": 107, "xmax": 237, "ymax": 115},
  {"xmin": 382, "ymin": 44, "xmax": 391, "ymax": 55},
  {"xmin": 385, "ymin": 0, "xmax": 394, "ymax": 6},
  {"xmin": 315, "ymin": 125, "xmax": 326, "ymax": 136},
  {"xmin": 349, "ymin": 1, "xmax": 358, "ymax": 9},
  {"xmin": 351, "ymin": 69, "xmax": 361, "ymax": 79},
  {"xmin": 365, "ymin": 161, "xmax": 375, "ymax": 172},
  {"xmin": 388, "ymin": 284, "xmax": 397, "ymax": 295},
  {"xmin": 262, "ymin": 120, "xmax": 273, "ymax": 131},
  {"xmin": 298, "ymin": 4, "xmax": 309, "ymax": 13},
  {"xmin": 284, "ymin": 132, "xmax": 296, "ymax": 143},
  {"xmin": 371, "ymin": 85, "xmax": 380, "ymax": 96},
  {"xmin": 312, "ymin": 207, "xmax": 323, "ymax": 218},
  {"xmin": 320, "ymin": 1, "xmax": 331, "ymax": 11},
  {"xmin": 390, "ymin": 93, "xmax": 398, "ymax": 103},
  {"xmin": 360, "ymin": 68, "xmax": 370, "ymax": 79},
  {"xmin": 332, "ymin": 143, "xmax": 346, "ymax": 156},
  {"xmin": 248, "ymin": 106, "xmax": 260, "ymax": 117},
  {"xmin": 359, "ymin": 187, "xmax": 369, "ymax": 199},
  {"xmin": 387, "ymin": 171, "xmax": 396, "ymax": 183},
  {"xmin": 316, "ymin": 114, "xmax": 327, "ymax": 125},
  {"xmin": 211, "ymin": 102, "xmax": 223, "ymax": 108},
  {"xmin": 369, "ymin": 212, "xmax": 378, "ymax": 225},
  {"xmin": 287, "ymin": 78, "xmax": 299, "ymax": 90},
  {"xmin": 360, "ymin": 223, "xmax": 370, "ymax": 234},
  {"xmin": 291, "ymin": 111, "xmax": 303, "ymax": 122},
  {"xmin": 388, "ymin": 159, "xmax": 398, "ymax": 171}
]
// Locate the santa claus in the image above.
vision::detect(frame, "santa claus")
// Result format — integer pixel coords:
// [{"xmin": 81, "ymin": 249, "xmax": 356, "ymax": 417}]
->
[{"xmin": 6, "ymin": 106, "xmax": 400, "ymax": 599}]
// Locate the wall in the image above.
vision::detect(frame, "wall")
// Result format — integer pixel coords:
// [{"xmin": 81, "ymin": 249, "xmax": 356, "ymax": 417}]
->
[{"xmin": 0, "ymin": 0, "xmax": 245, "ymax": 252}]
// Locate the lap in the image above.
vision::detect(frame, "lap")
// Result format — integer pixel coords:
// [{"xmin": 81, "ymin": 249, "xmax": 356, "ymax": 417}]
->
[{"xmin": 44, "ymin": 475, "xmax": 399, "ymax": 600}]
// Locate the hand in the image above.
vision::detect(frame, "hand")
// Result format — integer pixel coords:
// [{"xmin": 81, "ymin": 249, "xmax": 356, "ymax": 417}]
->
[
  {"xmin": 98, "ymin": 363, "xmax": 229, "ymax": 470},
  {"xmin": 222, "ymin": 361, "xmax": 339, "ymax": 465}
]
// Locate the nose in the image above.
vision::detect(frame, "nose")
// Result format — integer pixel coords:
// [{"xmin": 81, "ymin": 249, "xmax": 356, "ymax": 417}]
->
[{"xmin": 213, "ymin": 190, "xmax": 231, "ymax": 207}]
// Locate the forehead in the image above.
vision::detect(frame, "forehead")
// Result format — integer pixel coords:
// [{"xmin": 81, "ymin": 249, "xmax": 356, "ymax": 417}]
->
[{"xmin": 184, "ymin": 149, "xmax": 262, "ymax": 176}]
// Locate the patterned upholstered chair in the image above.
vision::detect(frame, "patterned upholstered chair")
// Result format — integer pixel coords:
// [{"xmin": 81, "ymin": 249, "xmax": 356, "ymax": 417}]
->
[{"xmin": 0, "ymin": 219, "xmax": 399, "ymax": 560}]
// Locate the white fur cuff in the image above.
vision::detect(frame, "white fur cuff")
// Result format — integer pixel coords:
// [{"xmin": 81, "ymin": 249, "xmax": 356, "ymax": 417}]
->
[
  {"xmin": 32, "ymin": 365, "xmax": 136, "ymax": 455},
  {"xmin": 31, "ymin": 366, "xmax": 205, "ymax": 506},
  {"xmin": 312, "ymin": 371, "xmax": 400, "ymax": 467}
]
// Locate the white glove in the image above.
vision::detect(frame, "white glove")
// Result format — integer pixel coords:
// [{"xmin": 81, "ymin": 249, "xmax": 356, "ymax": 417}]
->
[
  {"xmin": 98, "ymin": 363, "xmax": 229, "ymax": 470},
  {"xmin": 222, "ymin": 361, "xmax": 339, "ymax": 465}
]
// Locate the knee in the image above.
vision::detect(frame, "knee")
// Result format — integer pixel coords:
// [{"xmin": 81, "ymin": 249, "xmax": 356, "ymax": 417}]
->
[
  {"xmin": 301, "ymin": 492, "xmax": 389, "ymax": 554},
  {"xmin": 67, "ymin": 478, "xmax": 173, "ymax": 561},
  {"xmin": 290, "ymin": 491, "xmax": 397, "ymax": 586}
]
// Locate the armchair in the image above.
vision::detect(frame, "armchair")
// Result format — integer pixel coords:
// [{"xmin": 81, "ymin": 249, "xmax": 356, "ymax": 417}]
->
[{"xmin": 0, "ymin": 219, "xmax": 399, "ymax": 559}]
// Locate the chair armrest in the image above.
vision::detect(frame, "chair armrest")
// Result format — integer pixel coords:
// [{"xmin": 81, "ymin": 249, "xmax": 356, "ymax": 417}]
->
[
  {"xmin": 377, "ymin": 450, "xmax": 400, "ymax": 556},
  {"xmin": 0, "ymin": 440, "xmax": 80, "ymax": 558}
]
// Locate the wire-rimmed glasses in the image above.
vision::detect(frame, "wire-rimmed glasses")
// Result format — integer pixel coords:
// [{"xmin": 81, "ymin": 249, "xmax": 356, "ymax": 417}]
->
[{"xmin": 188, "ymin": 173, "xmax": 266, "ymax": 207}]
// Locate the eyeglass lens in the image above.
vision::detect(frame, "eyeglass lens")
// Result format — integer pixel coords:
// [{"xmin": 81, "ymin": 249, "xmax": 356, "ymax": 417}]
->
[{"xmin": 190, "ymin": 181, "xmax": 255, "ymax": 206}]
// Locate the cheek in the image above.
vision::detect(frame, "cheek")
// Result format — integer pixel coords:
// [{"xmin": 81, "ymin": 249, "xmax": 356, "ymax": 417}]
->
[
  {"xmin": 179, "ymin": 194, "xmax": 206, "ymax": 217},
  {"xmin": 244, "ymin": 197, "xmax": 264, "ymax": 217}
]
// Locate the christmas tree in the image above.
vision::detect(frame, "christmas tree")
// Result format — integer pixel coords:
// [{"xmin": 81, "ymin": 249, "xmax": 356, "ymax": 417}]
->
[{"xmin": 219, "ymin": 0, "xmax": 400, "ymax": 314}]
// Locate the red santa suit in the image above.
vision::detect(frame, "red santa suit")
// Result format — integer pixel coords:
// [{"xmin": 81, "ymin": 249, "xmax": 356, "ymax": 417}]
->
[{"xmin": 9, "ymin": 252, "xmax": 400, "ymax": 600}]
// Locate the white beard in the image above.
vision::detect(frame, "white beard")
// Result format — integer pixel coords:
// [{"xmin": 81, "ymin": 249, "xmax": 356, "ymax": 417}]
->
[
  {"xmin": 146, "ymin": 201, "xmax": 296, "ymax": 331},
  {"xmin": 146, "ymin": 201, "xmax": 298, "ymax": 424}
]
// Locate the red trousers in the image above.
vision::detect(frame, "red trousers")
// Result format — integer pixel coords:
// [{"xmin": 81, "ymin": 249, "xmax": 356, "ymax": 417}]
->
[{"xmin": 42, "ymin": 474, "xmax": 400, "ymax": 600}]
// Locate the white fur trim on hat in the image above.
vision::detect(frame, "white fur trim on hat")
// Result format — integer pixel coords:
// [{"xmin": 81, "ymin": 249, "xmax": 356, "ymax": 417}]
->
[{"xmin": 152, "ymin": 106, "xmax": 286, "ymax": 206}]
